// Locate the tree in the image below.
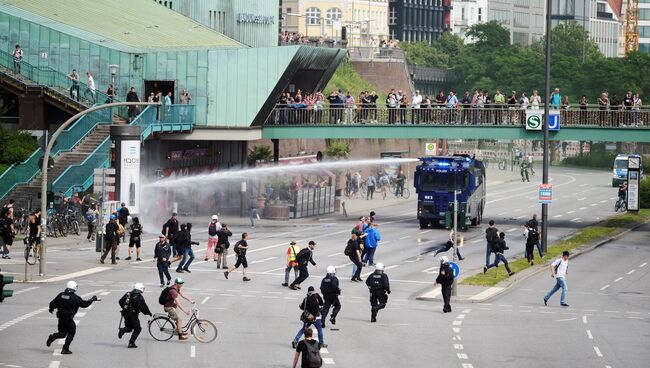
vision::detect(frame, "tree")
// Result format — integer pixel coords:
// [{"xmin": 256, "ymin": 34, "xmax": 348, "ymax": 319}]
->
[
  {"xmin": 532, "ymin": 21, "xmax": 602, "ymax": 61},
  {"xmin": 247, "ymin": 145, "xmax": 273, "ymax": 166},
  {"xmin": 437, "ymin": 32, "xmax": 464, "ymax": 59},
  {"xmin": 465, "ymin": 21, "xmax": 511, "ymax": 50},
  {"xmin": 324, "ymin": 139, "xmax": 351, "ymax": 159},
  {"xmin": 400, "ymin": 42, "xmax": 449, "ymax": 68},
  {"xmin": 0, "ymin": 126, "xmax": 39, "ymax": 170}
]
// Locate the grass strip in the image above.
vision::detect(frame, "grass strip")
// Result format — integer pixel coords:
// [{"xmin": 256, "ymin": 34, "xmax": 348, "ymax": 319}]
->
[{"xmin": 462, "ymin": 209, "xmax": 650, "ymax": 287}]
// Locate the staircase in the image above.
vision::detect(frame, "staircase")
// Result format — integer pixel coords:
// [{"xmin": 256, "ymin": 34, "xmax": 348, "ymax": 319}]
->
[{"xmin": 5, "ymin": 125, "xmax": 112, "ymax": 209}]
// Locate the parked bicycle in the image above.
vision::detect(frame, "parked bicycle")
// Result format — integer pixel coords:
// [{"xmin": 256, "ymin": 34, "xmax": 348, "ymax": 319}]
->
[
  {"xmin": 23, "ymin": 237, "xmax": 40, "ymax": 265},
  {"xmin": 148, "ymin": 304, "xmax": 217, "ymax": 343},
  {"xmin": 62, "ymin": 208, "xmax": 81, "ymax": 235}
]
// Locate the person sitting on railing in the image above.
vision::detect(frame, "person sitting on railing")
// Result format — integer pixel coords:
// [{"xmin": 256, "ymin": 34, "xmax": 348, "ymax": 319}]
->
[{"xmin": 68, "ymin": 69, "xmax": 80, "ymax": 101}]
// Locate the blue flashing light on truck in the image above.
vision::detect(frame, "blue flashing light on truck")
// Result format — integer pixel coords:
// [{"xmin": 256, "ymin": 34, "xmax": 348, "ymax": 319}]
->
[{"xmin": 414, "ymin": 155, "xmax": 486, "ymax": 230}]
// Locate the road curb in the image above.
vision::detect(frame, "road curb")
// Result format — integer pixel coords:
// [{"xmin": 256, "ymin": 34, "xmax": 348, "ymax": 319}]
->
[{"xmin": 416, "ymin": 219, "xmax": 650, "ymax": 303}]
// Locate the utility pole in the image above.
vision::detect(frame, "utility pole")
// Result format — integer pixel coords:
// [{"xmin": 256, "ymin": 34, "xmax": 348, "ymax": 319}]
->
[{"xmin": 541, "ymin": 0, "xmax": 552, "ymax": 255}]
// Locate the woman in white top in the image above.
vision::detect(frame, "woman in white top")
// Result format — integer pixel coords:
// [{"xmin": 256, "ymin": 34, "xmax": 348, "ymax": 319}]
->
[
  {"xmin": 632, "ymin": 93, "xmax": 642, "ymax": 126},
  {"xmin": 530, "ymin": 90, "xmax": 542, "ymax": 109}
]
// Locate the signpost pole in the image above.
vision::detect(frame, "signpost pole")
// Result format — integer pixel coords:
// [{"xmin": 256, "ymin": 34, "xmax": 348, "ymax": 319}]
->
[{"xmin": 541, "ymin": 0, "xmax": 553, "ymax": 255}]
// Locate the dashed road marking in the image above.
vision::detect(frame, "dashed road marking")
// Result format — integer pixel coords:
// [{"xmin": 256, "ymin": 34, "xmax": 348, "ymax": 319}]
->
[
  {"xmin": 48, "ymin": 362, "xmax": 60, "ymax": 368},
  {"xmin": 454, "ymin": 344, "xmax": 464, "ymax": 350},
  {"xmin": 190, "ymin": 345, "xmax": 196, "ymax": 358},
  {"xmin": 506, "ymin": 228, "xmax": 518, "ymax": 232},
  {"xmin": 327, "ymin": 252, "xmax": 342, "ymax": 257},
  {"xmin": 457, "ymin": 353, "xmax": 469, "ymax": 359},
  {"xmin": 462, "ymin": 364, "xmax": 474, "ymax": 368},
  {"xmin": 582, "ymin": 315, "xmax": 588, "ymax": 324},
  {"xmin": 452, "ymin": 321, "xmax": 462, "ymax": 326},
  {"xmin": 452, "ymin": 328, "xmax": 460, "ymax": 333},
  {"xmin": 419, "ymin": 230, "xmax": 431, "ymax": 234},
  {"xmin": 627, "ymin": 269, "xmax": 635, "ymax": 275},
  {"xmin": 471, "ymin": 238, "xmax": 483, "ymax": 244},
  {"xmin": 579, "ymin": 207, "xmax": 587, "ymax": 210},
  {"xmin": 35, "ymin": 267, "xmax": 111, "ymax": 283},
  {"xmin": 600, "ymin": 285, "xmax": 610, "ymax": 291},
  {"xmin": 571, "ymin": 218, "xmax": 582, "ymax": 222},
  {"xmin": 201, "ymin": 297, "xmax": 210, "ymax": 304},
  {"xmin": 553, "ymin": 214, "xmax": 563, "ymax": 218},
  {"xmin": 566, "ymin": 210, "xmax": 576, "ymax": 214},
  {"xmin": 640, "ymin": 262, "xmax": 647, "ymax": 268},
  {"xmin": 614, "ymin": 277, "xmax": 623, "ymax": 282},
  {"xmin": 586, "ymin": 330, "xmax": 593, "ymax": 339},
  {"xmin": 456, "ymin": 314, "xmax": 465, "ymax": 319},
  {"xmin": 399, "ymin": 235, "xmax": 411, "ymax": 240},
  {"xmin": 13, "ymin": 286, "xmax": 40, "ymax": 295},
  {"xmin": 594, "ymin": 346, "xmax": 603, "ymax": 357},
  {"xmin": 322, "ymin": 357, "xmax": 335, "ymax": 365}
]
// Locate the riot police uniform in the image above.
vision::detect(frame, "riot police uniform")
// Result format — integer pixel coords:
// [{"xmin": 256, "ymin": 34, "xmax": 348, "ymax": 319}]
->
[
  {"xmin": 320, "ymin": 267, "xmax": 341, "ymax": 327},
  {"xmin": 47, "ymin": 282, "xmax": 98, "ymax": 354},
  {"xmin": 365, "ymin": 264, "xmax": 390, "ymax": 322},
  {"xmin": 436, "ymin": 257, "xmax": 454, "ymax": 313},
  {"xmin": 118, "ymin": 284, "xmax": 152, "ymax": 348}
]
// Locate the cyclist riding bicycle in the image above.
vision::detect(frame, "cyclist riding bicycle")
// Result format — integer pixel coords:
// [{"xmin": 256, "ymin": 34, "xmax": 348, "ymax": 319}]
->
[
  {"xmin": 160, "ymin": 278, "xmax": 195, "ymax": 340},
  {"xmin": 618, "ymin": 181, "xmax": 627, "ymax": 202}
]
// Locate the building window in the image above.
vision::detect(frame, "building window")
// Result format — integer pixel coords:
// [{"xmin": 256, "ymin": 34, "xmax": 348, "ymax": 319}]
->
[
  {"xmin": 596, "ymin": 3, "xmax": 606, "ymax": 13},
  {"xmin": 478, "ymin": 8, "xmax": 482, "ymax": 22},
  {"xmin": 326, "ymin": 8, "xmax": 342, "ymax": 25},
  {"xmin": 306, "ymin": 7, "xmax": 321, "ymax": 25},
  {"xmin": 462, "ymin": 7, "xmax": 465, "ymax": 20},
  {"xmin": 389, "ymin": 7, "xmax": 397, "ymax": 25}
]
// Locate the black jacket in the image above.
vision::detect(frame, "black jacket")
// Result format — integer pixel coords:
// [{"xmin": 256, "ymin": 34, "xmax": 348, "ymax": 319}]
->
[
  {"xmin": 105, "ymin": 221, "xmax": 119, "ymax": 241},
  {"xmin": 217, "ymin": 227, "xmax": 232, "ymax": 247},
  {"xmin": 436, "ymin": 264, "xmax": 454, "ymax": 287},
  {"xmin": 320, "ymin": 275, "xmax": 340, "ymax": 296},
  {"xmin": 154, "ymin": 241, "xmax": 171, "ymax": 261},
  {"xmin": 164, "ymin": 219, "xmax": 179, "ymax": 238},
  {"xmin": 299, "ymin": 293, "xmax": 324, "ymax": 317},
  {"xmin": 130, "ymin": 223, "xmax": 142, "ymax": 238},
  {"xmin": 366, "ymin": 271, "xmax": 390, "ymax": 293},
  {"xmin": 297, "ymin": 248, "xmax": 316, "ymax": 267},
  {"xmin": 49, "ymin": 290, "xmax": 95, "ymax": 319},
  {"xmin": 119, "ymin": 290, "xmax": 152, "ymax": 316},
  {"xmin": 492, "ymin": 238, "xmax": 508, "ymax": 254},
  {"xmin": 174, "ymin": 231, "xmax": 189, "ymax": 249},
  {"xmin": 185, "ymin": 230, "xmax": 199, "ymax": 248}
]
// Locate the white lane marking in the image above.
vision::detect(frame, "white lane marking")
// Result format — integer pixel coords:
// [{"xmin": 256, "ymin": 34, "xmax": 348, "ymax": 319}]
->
[
  {"xmin": 251, "ymin": 257, "xmax": 277, "ymax": 264},
  {"xmin": 456, "ymin": 314, "xmax": 466, "ymax": 319},
  {"xmin": 99, "ymin": 291, "xmax": 111, "ymax": 296},
  {"xmin": 454, "ymin": 344, "xmax": 464, "ymax": 350},
  {"xmin": 201, "ymin": 297, "xmax": 210, "ymax": 305},
  {"xmin": 571, "ymin": 218, "xmax": 582, "ymax": 222},
  {"xmin": 462, "ymin": 309, "xmax": 472, "ymax": 313},
  {"xmin": 323, "ymin": 357, "xmax": 335, "ymax": 365},
  {"xmin": 452, "ymin": 321, "xmax": 463, "ymax": 326},
  {"xmin": 13, "ymin": 286, "xmax": 40, "ymax": 295},
  {"xmin": 556, "ymin": 318, "xmax": 577, "ymax": 322},
  {"xmin": 320, "ymin": 348, "xmax": 329, "ymax": 354},
  {"xmin": 579, "ymin": 207, "xmax": 587, "ymax": 210},
  {"xmin": 614, "ymin": 277, "xmax": 623, "ymax": 282},
  {"xmin": 471, "ymin": 238, "xmax": 483, "ymax": 244},
  {"xmin": 52, "ymin": 349, "xmax": 62, "ymax": 356},
  {"xmin": 452, "ymin": 327, "xmax": 460, "ymax": 333},
  {"xmin": 577, "ymin": 198, "xmax": 586, "ymax": 201},
  {"xmin": 627, "ymin": 270, "xmax": 635, "ymax": 275},
  {"xmin": 190, "ymin": 345, "xmax": 196, "ymax": 358},
  {"xmin": 0, "ymin": 307, "xmax": 48, "ymax": 331},
  {"xmin": 35, "ymin": 267, "xmax": 111, "ymax": 283},
  {"xmin": 593, "ymin": 346, "xmax": 603, "ymax": 357},
  {"xmin": 462, "ymin": 364, "xmax": 474, "ymax": 368},
  {"xmin": 586, "ymin": 330, "xmax": 593, "ymax": 339},
  {"xmin": 566, "ymin": 210, "xmax": 576, "ymax": 214},
  {"xmin": 421, "ymin": 266, "xmax": 439, "ymax": 274},
  {"xmin": 48, "ymin": 362, "xmax": 60, "ymax": 368},
  {"xmin": 582, "ymin": 315, "xmax": 588, "ymax": 324},
  {"xmin": 640, "ymin": 262, "xmax": 647, "ymax": 268},
  {"xmin": 599, "ymin": 200, "xmax": 607, "ymax": 203},
  {"xmin": 468, "ymin": 287, "xmax": 504, "ymax": 301},
  {"xmin": 590, "ymin": 203, "xmax": 598, "ymax": 207},
  {"xmin": 454, "ymin": 335, "xmax": 462, "ymax": 341},
  {"xmin": 399, "ymin": 235, "xmax": 411, "ymax": 240},
  {"xmin": 553, "ymin": 214, "xmax": 563, "ymax": 218},
  {"xmin": 600, "ymin": 285, "xmax": 610, "ymax": 291},
  {"xmin": 327, "ymin": 252, "xmax": 342, "ymax": 257},
  {"xmin": 419, "ymin": 230, "xmax": 431, "ymax": 234},
  {"xmin": 457, "ymin": 353, "xmax": 468, "ymax": 359},
  {"xmin": 261, "ymin": 267, "xmax": 286, "ymax": 273},
  {"xmin": 506, "ymin": 228, "xmax": 518, "ymax": 233}
]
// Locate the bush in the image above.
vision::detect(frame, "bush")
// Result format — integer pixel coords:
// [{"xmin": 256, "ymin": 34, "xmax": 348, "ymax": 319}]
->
[
  {"xmin": 324, "ymin": 58, "xmax": 378, "ymax": 97},
  {"xmin": 0, "ymin": 127, "xmax": 39, "ymax": 175},
  {"xmin": 561, "ymin": 150, "xmax": 616, "ymax": 169},
  {"xmin": 640, "ymin": 177, "xmax": 650, "ymax": 209}
]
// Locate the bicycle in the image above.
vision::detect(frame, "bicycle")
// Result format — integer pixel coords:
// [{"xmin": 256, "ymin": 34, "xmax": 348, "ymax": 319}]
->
[
  {"xmin": 392, "ymin": 185, "xmax": 411, "ymax": 199},
  {"xmin": 23, "ymin": 237, "xmax": 40, "ymax": 265},
  {"xmin": 148, "ymin": 304, "xmax": 217, "ymax": 343},
  {"xmin": 614, "ymin": 197, "xmax": 627, "ymax": 212}
]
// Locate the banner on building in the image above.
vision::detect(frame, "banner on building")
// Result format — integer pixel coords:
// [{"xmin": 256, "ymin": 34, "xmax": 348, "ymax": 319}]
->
[{"xmin": 120, "ymin": 140, "xmax": 141, "ymax": 214}]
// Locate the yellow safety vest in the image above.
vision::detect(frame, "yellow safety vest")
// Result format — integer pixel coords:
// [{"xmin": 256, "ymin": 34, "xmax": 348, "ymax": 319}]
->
[{"xmin": 288, "ymin": 245, "xmax": 301, "ymax": 262}]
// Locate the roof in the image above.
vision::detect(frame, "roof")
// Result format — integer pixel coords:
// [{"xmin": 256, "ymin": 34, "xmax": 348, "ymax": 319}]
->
[
  {"xmin": 607, "ymin": 0, "xmax": 622, "ymax": 18},
  {"xmin": 0, "ymin": 0, "xmax": 245, "ymax": 52}
]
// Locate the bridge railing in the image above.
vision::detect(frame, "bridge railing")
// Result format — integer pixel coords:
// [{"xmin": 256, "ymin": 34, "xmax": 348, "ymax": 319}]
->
[{"xmin": 264, "ymin": 105, "xmax": 650, "ymax": 128}]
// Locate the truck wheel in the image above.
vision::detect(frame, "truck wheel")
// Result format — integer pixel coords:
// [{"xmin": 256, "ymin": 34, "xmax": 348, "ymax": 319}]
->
[{"xmin": 419, "ymin": 219, "xmax": 429, "ymax": 229}]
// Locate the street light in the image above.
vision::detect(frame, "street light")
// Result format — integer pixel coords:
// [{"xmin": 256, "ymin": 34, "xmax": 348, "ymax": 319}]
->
[
  {"xmin": 541, "ymin": 0, "xmax": 552, "ymax": 254},
  {"xmin": 109, "ymin": 64, "xmax": 118, "ymax": 96},
  {"xmin": 38, "ymin": 101, "xmax": 161, "ymax": 276}
]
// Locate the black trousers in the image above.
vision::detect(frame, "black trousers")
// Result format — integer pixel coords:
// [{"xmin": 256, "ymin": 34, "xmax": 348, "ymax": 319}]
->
[
  {"xmin": 526, "ymin": 242, "xmax": 535, "ymax": 263},
  {"xmin": 350, "ymin": 256, "xmax": 363, "ymax": 280},
  {"xmin": 441, "ymin": 284, "xmax": 452, "ymax": 312},
  {"xmin": 120, "ymin": 312, "xmax": 142, "ymax": 345},
  {"xmin": 370, "ymin": 290, "xmax": 388, "ymax": 318},
  {"xmin": 51, "ymin": 317, "xmax": 76, "ymax": 349},
  {"xmin": 291, "ymin": 264, "xmax": 309, "ymax": 287},
  {"xmin": 321, "ymin": 294, "xmax": 341, "ymax": 322}
]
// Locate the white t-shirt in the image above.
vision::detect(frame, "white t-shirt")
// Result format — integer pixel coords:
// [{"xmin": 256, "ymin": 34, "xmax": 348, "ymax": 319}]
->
[
  {"xmin": 87, "ymin": 75, "xmax": 95, "ymax": 91},
  {"xmin": 552, "ymin": 258, "xmax": 569, "ymax": 278}
]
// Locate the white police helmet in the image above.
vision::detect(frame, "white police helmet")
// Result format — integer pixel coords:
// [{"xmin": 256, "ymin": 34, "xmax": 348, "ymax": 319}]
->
[
  {"xmin": 211, "ymin": 214, "xmax": 218, "ymax": 221},
  {"xmin": 66, "ymin": 280, "xmax": 78, "ymax": 292},
  {"xmin": 326, "ymin": 266, "xmax": 336, "ymax": 274},
  {"xmin": 375, "ymin": 262, "xmax": 385, "ymax": 271},
  {"xmin": 439, "ymin": 256, "xmax": 450, "ymax": 264},
  {"xmin": 134, "ymin": 282, "xmax": 145, "ymax": 292}
]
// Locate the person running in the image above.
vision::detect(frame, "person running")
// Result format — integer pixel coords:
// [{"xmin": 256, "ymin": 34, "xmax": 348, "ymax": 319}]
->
[
  {"xmin": 291, "ymin": 327, "xmax": 323, "ymax": 368},
  {"xmin": 485, "ymin": 220, "xmax": 498, "ymax": 268},
  {"xmin": 46, "ymin": 281, "xmax": 100, "ymax": 354},
  {"xmin": 435, "ymin": 256, "xmax": 454, "ymax": 313},
  {"xmin": 290, "ymin": 241, "xmax": 317, "ymax": 290},
  {"xmin": 163, "ymin": 212, "xmax": 180, "ymax": 257},
  {"xmin": 544, "ymin": 251, "xmax": 571, "ymax": 307},
  {"xmin": 432, "ymin": 230, "xmax": 464, "ymax": 260},
  {"xmin": 118, "ymin": 282, "xmax": 152, "ymax": 348},
  {"xmin": 125, "ymin": 217, "xmax": 143, "ymax": 261},
  {"xmin": 346, "ymin": 233, "xmax": 364, "ymax": 282},
  {"xmin": 177, "ymin": 223, "xmax": 198, "ymax": 273},
  {"xmin": 292, "ymin": 286, "xmax": 326, "ymax": 349},
  {"xmin": 216, "ymin": 223, "xmax": 232, "ymax": 269},
  {"xmin": 154, "ymin": 234, "xmax": 172, "ymax": 287},
  {"xmin": 366, "ymin": 263, "xmax": 390, "ymax": 322},
  {"xmin": 160, "ymin": 278, "xmax": 195, "ymax": 340},
  {"xmin": 100, "ymin": 214, "xmax": 119, "ymax": 264},
  {"xmin": 283, "ymin": 240, "xmax": 301, "ymax": 287},
  {"xmin": 205, "ymin": 215, "xmax": 221, "ymax": 261},
  {"xmin": 224, "ymin": 232, "xmax": 251, "ymax": 281},
  {"xmin": 483, "ymin": 232, "xmax": 515, "ymax": 276},
  {"xmin": 320, "ymin": 266, "xmax": 341, "ymax": 328}
]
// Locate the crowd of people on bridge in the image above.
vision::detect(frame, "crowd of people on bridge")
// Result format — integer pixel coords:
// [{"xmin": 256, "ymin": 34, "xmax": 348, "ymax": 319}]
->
[{"xmin": 270, "ymin": 86, "xmax": 646, "ymax": 127}]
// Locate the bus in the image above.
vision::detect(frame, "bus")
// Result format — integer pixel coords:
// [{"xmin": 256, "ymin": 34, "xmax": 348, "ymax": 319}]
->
[{"xmin": 414, "ymin": 155, "xmax": 486, "ymax": 230}]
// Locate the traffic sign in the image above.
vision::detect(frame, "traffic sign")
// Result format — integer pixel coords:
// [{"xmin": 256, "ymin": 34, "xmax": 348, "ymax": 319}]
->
[
  {"xmin": 525, "ymin": 111, "xmax": 543, "ymax": 130},
  {"xmin": 449, "ymin": 262, "xmax": 460, "ymax": 279},
  {"xmin": 548, "ymin": 110, "xmax": 560, "ymax": 131},
  {"xmin": 425, "ymin": 142, "xmax": 438, "ymax": 156},
  {"xmin": 539, "ymin": 183, "xmax": 553, "ymax": 204}
]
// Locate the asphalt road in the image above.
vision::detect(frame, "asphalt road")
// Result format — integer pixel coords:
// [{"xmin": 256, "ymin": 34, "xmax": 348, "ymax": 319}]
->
[{"xmin": 0, "ymin": 166, "xmax": 642, "ymax": 368}]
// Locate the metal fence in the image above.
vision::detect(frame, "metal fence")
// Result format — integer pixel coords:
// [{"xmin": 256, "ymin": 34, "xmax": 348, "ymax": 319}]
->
[
  {"xmin": 347, "ymin": 47, "xmax": 405, "ymax": 62},
  {"xmin": 264, "ymin": 105, "xmax": 650, "ymax": 128},
  {"xmin": 291, "ymin": 185, "xmax": 335, "ymax": 219}
]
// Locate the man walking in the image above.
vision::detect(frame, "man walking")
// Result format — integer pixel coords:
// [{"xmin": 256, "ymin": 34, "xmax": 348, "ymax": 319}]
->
[
  {"xmin": 68, "ymin": 69, "xmax": 80, "ymax": 101},
  {"xmin": 346, "ymin": 234, "xmax": 363, "ymax": 282},
  {"xmin": 292, "ymin": 327, "xmax": 322, "ymax": 368},
  {"xmin": 47, "ymin": 281, "xmax": 99, "ymax": 354},
  {"xmin": 85, "ymin": 71, "xmax": 96, "ymax": 104},
  {"xmin": 224, "ymin": 232, "xmax": 251, "ymax": 282},
  {"xmin": 524, "ymin": 221, "xmax": 540, "ymax": 266},
  {"xmin": 283, "ymin": 240, "xmax": 301, "ymax": 287},
  {"xmin": 11, "ymin": 44, "xmax": 23, "ymax": 74},
  {"xmin": 435, "ymin": 256, "xmax": 454, "ymax": 313},
  {"xmin": 205, "ymin": 215, "xmax": 221, "ymax": 261},
  {"xmin": 292, "ymin": 286, "xmax": 326, "ymax": 349},
  {"xmin": 216, "ymin": 223, "xmax": 232, "ymax": 269},
  {"xmin": 163, "ymin": 212, "xmax": 180, "ymax": 257},
  {"xmin": 484, "ymin": 232, "xmax": 515, "ymax": 276},
  {"xmin": 366, "ymin": 174, "xmax": 376, "ymax": 200},
  {"xmin": 544, "ymin": 251, "xmax": 570, "ymax": 307},
  {"xmin": 366, "ymin": 263, "xmax": 390, "ymax": 322},
  {"xmin": 100, "ymin": 214, "xmax": 119, "ymax": 264},
  {"xmin": 125, "ymin": 217, "xmax": 143, "ymax": 261},
  {"xmin": 290, "ymin": 241, "xmax": 317, "ymax": 290},
  {"xmin": 485, "ymin": 220, "xmax": 498, "ymax": 268},
  {"xmin": 118, "ymin": 282, "xmax": 152, "ymax": 348},
  {"xmin": 529, "ymin": 214, "xmax": 544, "ymax": 258},
  {"xmin": 177, "ymin": 223, "xmax": 198, "ymax": 273},
  {"xmin": 320, "ymin": 266, "xmax": 341, "ymax": 327},
  {"xmin": 154, "ymin": 234, "xmax": 172, "ymax": 287}
]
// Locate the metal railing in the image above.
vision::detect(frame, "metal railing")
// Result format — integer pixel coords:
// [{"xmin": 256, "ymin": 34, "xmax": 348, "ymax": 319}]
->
[
  {"xmin": 52, "ymin": 138, "xmax": 110, "ymax": 197},
  {"xmin": 0, "ymin": 149, "xmax": 41, "ymax": 200},
  {"xmin": 408, "ymin": 65, "xmax": 456, "ymax": 83},
  {"xmin": 347, "ymin": 47, "xmax": 405, "ymax": 62},
  {"xmin": 264, "ymin": 105, "xmax": 650, "ymax": 128}
]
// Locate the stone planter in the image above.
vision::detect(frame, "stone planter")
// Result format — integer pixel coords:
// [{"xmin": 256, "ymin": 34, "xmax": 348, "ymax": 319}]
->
[
  {"xmin": 264, "ymin": 204, "xmax": 290, "ymax": 220},
  {"xmin": 257, "ymin": 197, "xmax": 266, "ymax": 210}
]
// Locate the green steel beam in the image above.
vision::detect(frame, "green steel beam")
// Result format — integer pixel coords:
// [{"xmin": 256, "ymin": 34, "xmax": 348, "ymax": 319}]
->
[{"xmin": 261, "ymin": 125, "xmax": 650, "ymax": 142}]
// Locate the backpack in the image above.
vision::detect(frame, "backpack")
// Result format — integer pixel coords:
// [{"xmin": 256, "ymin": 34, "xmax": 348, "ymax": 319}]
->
[
  {"xmin": 233, "ymin": 240, "xmax": 242, "ymax": 255},
  {"xmin": 85, "ymin": 211, "xmax": 95, "ymax": 222},
  {"xmin": 303, "ymin": 340, "xmax": 323, "ymax": 367},
  {"xmin": 117, "ymin": 223, "xmax": 125, "ymax": 237},
  {"xmin": 158, "ymin": 287, "xmax": 172, "ymax": 305},
  {"xmin": 344, "ymin": 241, "xmax": 354, "ymax": 256},
  {"xmin": 297, "ymin": 248, "xmax": 311, "ymax": 265},
  {"xmin": 527, "ymin": 228, "xmax": 539, "ymax": 244},
  {"xmin": 208, "ymin": 223, "xmax": 218, "ymax": 236},
  {"xmin": 486, "ymin": 227, "xmax": 498, "ymax": 242}
]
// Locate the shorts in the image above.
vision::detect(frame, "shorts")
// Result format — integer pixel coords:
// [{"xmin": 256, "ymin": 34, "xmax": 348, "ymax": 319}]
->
[
  {"xmin": 234, "ymin": 256, "xmax": 248, "ymax": 269},
  {"xmin": 287, "ymin": 260, "xmax": 299, "ymax": 268},
  {"xmin": 2, "ymin": 236, "xmax": 13, "ymax": 246},
  {"xmin": 164, "ymin": 306, "xmax": 179, "ymax": 321},
  {"xmin": 129, "ymin": 237, "xmax": 141, "ymax": 248}
]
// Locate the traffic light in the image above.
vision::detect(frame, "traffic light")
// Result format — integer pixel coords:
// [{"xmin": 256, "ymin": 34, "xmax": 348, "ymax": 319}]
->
[{"xmin": 0, "ymin": 272, "xmax": 14, "ymax": 302}]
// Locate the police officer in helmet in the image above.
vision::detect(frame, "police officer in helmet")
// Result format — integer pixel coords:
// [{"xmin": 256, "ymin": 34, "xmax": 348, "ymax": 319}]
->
[
  {"xmin": 320, "ymin": 266, "xmax": 341, "ymax": 328},
  {"xmin": 118, "ymin": 282, "xmax": 152, "ymax": 348},
  {"xmin": 47, "ymin": 281, "xmax": 100, "ymax": 354},
  {"xmin": 435, "ymin": 256, "xmax": 454, "ymax": 313},
  {"xmin": 365, "ymin": 263, "xmax": 390, "ymax": 322}
]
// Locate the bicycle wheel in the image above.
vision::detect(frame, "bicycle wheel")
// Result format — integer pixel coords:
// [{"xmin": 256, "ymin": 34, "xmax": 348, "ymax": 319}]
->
[
  {"xmin": 58, "ymin": 222, "xmax": 67, "ymax": 237},
  {"xmin": 620, "ymin": 201, "xmax": 627, "ymax": 212},
  {"xmin": 401, "ymin": 188, "xmax": 411, "ymax": 199},
  {"xmin": 25, "ymin": 244, "xmax": 37, "ymax": 265},
  {"xmin": 614, "ymin": 201, "xmax": 620, "ymax": 212},
  {"xmin": 148, "ymin": 316, "xmax": 176, "ymax": 341},
  {"xmin": 191, "ymin": 319, "xmax": 218, "ymax": 343},
  {"xmin": 72, "ymin": 221, "xmax": 81, "ymax": 235},
  {"xmin": 359, "ymin": 184, "xmax": 367, "ymax": 197}
]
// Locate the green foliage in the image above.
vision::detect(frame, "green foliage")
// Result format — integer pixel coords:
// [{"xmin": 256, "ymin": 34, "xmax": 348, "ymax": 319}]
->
[
  {"xmin": 532, "ymin": 21, "xmax": 602, "ymax": 61},
  {"xmin": 640, "ymin": 178, "xmax": 650, "ymax": 209},
  {"xmin": 0, "ymin": 126, "xmax": 39, "ymax": 173},
  {"xmin": 324, "ymin": 139, "xmax": 351, "ymax": 160},
  {"xmin": 401, "ymin": 42, "xmax": 450, "ymax": 67},
  {"xmin": 247, "ymin": 145, "xmax": 273, "ymax": 165},
  {"xmin": 465, "ymin": 21, "xmax": 511, "ymax": 50},
  {"xmin": 561, "ymin": 148, "xmax": 616, "ymax": 169},
  {"xmin": 324, "ymin": 58, "xmax": 379, "ymax": 96}
]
